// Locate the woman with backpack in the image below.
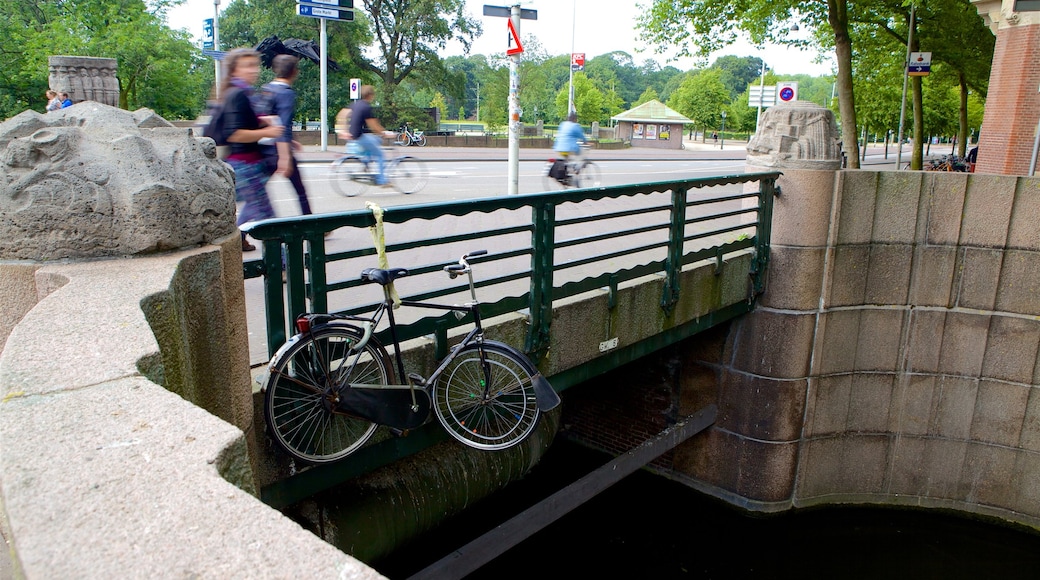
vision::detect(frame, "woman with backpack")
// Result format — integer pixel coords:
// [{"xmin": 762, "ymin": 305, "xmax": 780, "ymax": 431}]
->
[{"xmin": 215, "ymin": 47, "xmax": 283, "ymax": 251}]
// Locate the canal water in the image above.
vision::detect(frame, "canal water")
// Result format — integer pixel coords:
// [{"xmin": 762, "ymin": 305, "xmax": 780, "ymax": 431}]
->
[{"xmin": 372, "ymin": 437, "xmax": 1040, "ymax": 579}]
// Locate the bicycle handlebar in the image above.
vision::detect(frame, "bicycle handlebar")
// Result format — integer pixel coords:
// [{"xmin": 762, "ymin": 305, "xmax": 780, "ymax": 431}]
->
[{"xmin": 443, "ymin": 250, "xmax": 487, "ymax": 278}]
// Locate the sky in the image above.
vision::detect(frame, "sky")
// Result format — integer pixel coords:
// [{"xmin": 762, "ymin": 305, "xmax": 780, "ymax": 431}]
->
[{"xmin": 165, "ymin": 0, "xmax": 835, "ymax": 77}]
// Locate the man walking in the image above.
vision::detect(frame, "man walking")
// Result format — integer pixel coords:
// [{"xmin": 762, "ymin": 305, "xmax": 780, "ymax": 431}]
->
[{"xmin": 258, "ymin": 55, "xmax": 312, "ymax": 215}]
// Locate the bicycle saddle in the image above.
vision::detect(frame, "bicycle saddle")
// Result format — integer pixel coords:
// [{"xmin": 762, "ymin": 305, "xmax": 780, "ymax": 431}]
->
[{"xmin": 361, "ymin": 267, "xmax": 409, "ymax": 286}]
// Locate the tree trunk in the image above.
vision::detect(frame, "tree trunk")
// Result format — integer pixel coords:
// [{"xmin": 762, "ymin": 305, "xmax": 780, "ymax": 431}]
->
[
  {"xmin": 958, "ymin": 73, "xmax": 969, "ymax": 157},
  {"xmin": 829, "ymin": 0, "xmax": 859, "ymax": 168}
]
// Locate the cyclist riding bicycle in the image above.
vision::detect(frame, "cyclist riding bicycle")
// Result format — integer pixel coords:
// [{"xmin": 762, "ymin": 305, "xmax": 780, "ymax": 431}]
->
[
  {"xmin": 349, "ymin": 85, "xmax": 395, "ymax": 186},
  {"xmin": 550, "ymin": 112, "xmax": 586, "ymax": 185}
]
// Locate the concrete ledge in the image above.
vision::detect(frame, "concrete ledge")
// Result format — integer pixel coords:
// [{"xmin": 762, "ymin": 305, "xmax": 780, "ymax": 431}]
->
[{"xmin": 0, "ymin": 244, "xmax": 382, "ymax": 578}]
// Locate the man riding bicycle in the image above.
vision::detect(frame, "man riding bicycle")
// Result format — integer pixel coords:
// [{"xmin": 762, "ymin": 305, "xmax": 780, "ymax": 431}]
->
[
  {"xmin": 550, "ymin": 112, "xmax": 586, "ymax": 185},
  {"xmin": 349, "ymin": 85, "xmax": 395, "ymax": 186}
]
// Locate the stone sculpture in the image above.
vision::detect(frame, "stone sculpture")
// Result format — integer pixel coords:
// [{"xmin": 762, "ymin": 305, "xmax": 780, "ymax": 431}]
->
[
  {"xmin": 0, "ymin": 103, "xmax": 236, "ymax": 260},
  {"xmin": 47, "ymin": 56, "xmax": 119, "ymax": 106},
  {"xmin": 746, "ymin": 100, "xmax": 843, "ymax": 170}
]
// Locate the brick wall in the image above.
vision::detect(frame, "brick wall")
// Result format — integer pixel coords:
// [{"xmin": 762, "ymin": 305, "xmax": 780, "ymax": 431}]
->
[{"xmin": 976, "ymin": 22, "xmax": 1040, "ymax": 175}]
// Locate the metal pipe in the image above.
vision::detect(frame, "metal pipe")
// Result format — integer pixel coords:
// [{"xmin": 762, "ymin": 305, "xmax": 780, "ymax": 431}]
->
[{"xmin": 895, "ymin": 4, "xmax": 915, "ymax": 170}]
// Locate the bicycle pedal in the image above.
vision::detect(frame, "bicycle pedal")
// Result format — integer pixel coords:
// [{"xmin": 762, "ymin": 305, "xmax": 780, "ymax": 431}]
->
[
  {"xmin": 388, "ymin": 427, "xmax": 411, "ymax": 437},
  {"xmin": 407, "ymin": 372, "xmax": 426, "ymax": 386}
]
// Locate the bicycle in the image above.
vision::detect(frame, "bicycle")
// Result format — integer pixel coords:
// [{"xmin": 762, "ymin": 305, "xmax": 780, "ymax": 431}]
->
[
  {"xmin": 394, "ymin": 124, "xmax": 427, "ymax": 147},
  {"xmin": 260, "ymin": 250, "xmax": 561, "ymax": 464},
  {"xmin": 543, "ymin": 145, "xmax": 601, "ymax": 190},
  {"xmin": 330, "ymin": 142, "xmax": 428, "ymax": 196}
]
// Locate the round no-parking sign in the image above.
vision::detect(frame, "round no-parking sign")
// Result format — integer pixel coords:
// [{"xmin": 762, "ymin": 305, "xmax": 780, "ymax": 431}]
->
[{"xmin": 779, "ymin": 86, "xmax": 796, "ymax": 102}]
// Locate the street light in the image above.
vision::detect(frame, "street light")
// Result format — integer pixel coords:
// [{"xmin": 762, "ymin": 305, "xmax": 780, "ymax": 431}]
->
[
  {"xmin": 720, "ymin": 111, "xmax": 727, "ymax": 149},
  {"xmin": 756, "ymin": 60, "xmax": 769, "ymax": 131}
]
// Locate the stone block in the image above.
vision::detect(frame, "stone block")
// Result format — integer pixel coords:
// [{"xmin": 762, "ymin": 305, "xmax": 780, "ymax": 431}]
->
[
  {"xmin": 954, "ymin": 247, "xmax": 1003, "ymax": 310},
  {"xmin": 899, "ymin": 375, "xmax": 937, "ymax": 436},
  {"xmin": 962, "ymin": 442, "xmax": 1017, "ymax": 507},
  {"xmin": 982, "ymin": 315, "xmax": 1040, "ymax": 384},
  {"xmin": 726, "ymin": 309, "xmax": 815, "ymax": 379},
  {"xmin": 873, "ymin": 172, "xmax": 922, "ymax": 244},
  {"xmin": 1011, "ymin": 451, "xmax": 1040, "ymax": 516},
  {"xmin": 854, "ymin": 309, "xmax": 905, "ymax": 372},
  {"xmin": 906, "ymin": 309, "xmax": 945, "ymax": 374},
  {"xmin": 846, "ymin": 373, "xmax": 896, "ymax": 433},
  {"xmin": 1020, "ymin": 387, "xmax": 1040, "ymax": 452},
  {"xmin": 0, "ymin": 263, "xmax": 42, "ymax": 352},
  {"xmin": 545, "ymin": 290, "xmax": 612, "ymax": 373},
  {"xmin": 672, "ymin": 428, "xmax": 742, "ymax": 494},
  {"xmin": 796, "ymin": 435, "xmax": 891, "ymax": 499},
  {"xmin": 770, "ymin": 170, "xmax": 838, "ymax": 248},
  {"xmin": 962, "ymin": 174, "xmax": 1015, "ymax": 248},
  {"xmin": 938, "ymin": 311, "xmax": 990, "ymax": 378},
  {"xmin": 1008, "ymin": 177, "xmax": 1040, "ymax": 251},
  {"xmin": 970, "ymin": 379, "xmax": 1029, "ymax": 447},
  {"xmin": 816, "ymin": 309, "xmax": 860, "ymax": 375},
  {"xmin": 759, "ymin": 246, "xmax": 825, "ymax": 311},
  {"xmin": 835, "ymin": 172, "xmax": 878, "ymax": 245},
  {"xmin": 864, "ymin": 244, "xmax": 913, "ymax": 306},
  {"xmin": 922, "ymin": 172, "xmax": 968, "ymax": 245},
  {"xmin": 932, "ymin": 376, "xmax": 979, "ymax": 440},
  {"xmin": 825, "ymin": 245, "xmax": 869, "ymax": 308},
  {"xmin": 995, "ymin": 250, "xmax": 1040, "ymax": 316},
  {"xmin": 678, "ymin": 361, "xmax": 719, "ymax": 417},
  {"xmin": 717, "ymin": 371, "xmax": 807, "ymax": 441},
  {"xmin": 806, "ymin": 374, "xmax": 852, "ymax": 437},
  {"xmin": 889, "ymin": 436, "xmax": 967, "ymax": 500},
  {"xmin": 736, "ymin": 439, "xmax": 799, "ymax": 502},
  {"xmin": 908, "ymin": 245, "xmax": 956, "ymax": 307}
]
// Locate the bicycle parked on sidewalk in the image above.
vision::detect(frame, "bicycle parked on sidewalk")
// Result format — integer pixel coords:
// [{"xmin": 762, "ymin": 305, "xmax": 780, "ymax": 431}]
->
[
  {"xmin": 330, "ymin": 142, "xmax": 428, "ymax": 196},
  {"xmin": 394, "ymin": 123, "xmax": 427, "ymax": 147},
  {"xmin": 543, "ymin": 144, "xmax": 601, "ymax": 190},
  {"xmin": 260, "ymin": 250, "xmax": 561, "ymax": 465}
]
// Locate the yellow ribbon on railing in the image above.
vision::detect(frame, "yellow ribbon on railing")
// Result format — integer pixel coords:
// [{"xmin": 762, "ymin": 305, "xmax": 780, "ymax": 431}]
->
[{"xmin": 366, "ymin": 201, "xmax": 401, "ymax": 307}]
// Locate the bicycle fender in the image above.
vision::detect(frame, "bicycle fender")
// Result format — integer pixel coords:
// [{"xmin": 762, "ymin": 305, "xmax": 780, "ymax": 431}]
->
[{"xmin": 484, "ymin": 341, "xmax": 561, "ymax": 412}]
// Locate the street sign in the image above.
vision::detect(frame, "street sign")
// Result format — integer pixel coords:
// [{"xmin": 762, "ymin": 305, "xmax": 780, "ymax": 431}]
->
[
  {"xmin": 571, "ymin": 53, "xmax": 585, "ymax": 72},
  {"xmin": 349, "ymin": 78, "xmax": 360, "ymax": 100},
  {"xmin": 506, "ymin": 19, "xmax": 523, "ymax": 55},
  {"xmin": 202, "ymin": 18, "xmax": 214, "ymax": 51},
  {"xmin": 296, "ymin": 3, "xmax": 354, "ymax": 21},
  {"xmin": 202, "ymin": 49, "xmax": 225, "ymax": 60},
  {"xmin": 778, "ymin": 82, "xmax": 798, "ymax": 103},
  {"xmin": 908, "ymin": 52, "xmax": 932, "ymax": 76},
  {"xmin": 299, "ymin": 0, "xmax": 353, "ymax": 6},
  {"xmin": 483, "ymin": 5, "xmax": 537, "ymax": 19},
  {"xmin": 748, "ymin": 85, "xmax": 777, "ymax": 108}
]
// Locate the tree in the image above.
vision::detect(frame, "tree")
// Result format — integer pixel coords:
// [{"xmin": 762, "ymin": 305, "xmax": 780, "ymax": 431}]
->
[
  {"xmin": 346, "ymin": 0, "xmax": 480, "ymax": 125},
  {"xmin": 634, "ymin": 87, "xmax": 660, "ymax": 106},
  {"xmin": 555, "ymin": 72, "xmax": 604, "ymax": 124},
  {"xmin": 667, "ymin": 69, "xmax": 730, "ymax": 140},
  {"xmin": 0, "ymin": 0, "xmax": 206, "ymax": 120}
]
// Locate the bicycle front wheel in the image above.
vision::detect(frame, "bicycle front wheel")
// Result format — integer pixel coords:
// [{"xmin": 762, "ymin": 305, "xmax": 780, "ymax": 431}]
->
[
  {"xmin": 394, "ymin": 132, "xmax": 409, "ymax": 147},
  {"xmin": 574, "ymin": 160, "xmax": 601, "ymax": 188},
  {"xmin": 263, "ymin": 326, "xmax": 392, "ymax": 464},
  {"xmin": 415, "ymin": 135, "xmax": 427, "ymax": 147},
  {"xmin": 330, "ymin": 156, "xmax": 368, "ymax": 197},
  {"xmin": 389, "ymin": 156, "xmax": 428, "ymax": 194},
  {"xmin": 432, "ymin": 342, "xmax": 541, "ymax": 451}
]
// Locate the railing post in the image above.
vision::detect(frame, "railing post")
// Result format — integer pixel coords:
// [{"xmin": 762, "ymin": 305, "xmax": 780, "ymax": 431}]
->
[
  {"xmin": 750, "ymin": 176, "xmax": 778, "ymax": 298},
  {"xmin": 261, "ymin": 239, "xmax": 287, "ymax": 358},
  {"xmin": 660, "ymin": 186, "xmax": 687, "ymax": 313},
  {"xmin": 307, "ymin": 235, "xmax": 328, "ymax": 315},
  {"xmin": 525, "ymin": 201, "xmax": 555, "ymax": 361}
]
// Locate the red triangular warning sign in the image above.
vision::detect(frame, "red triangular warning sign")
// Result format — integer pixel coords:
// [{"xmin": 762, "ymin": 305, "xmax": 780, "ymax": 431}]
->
[{"xmin": 506, "ymin": 19, "xmax": 523, "ymax": 55}]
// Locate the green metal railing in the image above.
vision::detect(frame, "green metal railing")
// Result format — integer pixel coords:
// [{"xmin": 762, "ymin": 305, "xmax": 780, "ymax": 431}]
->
[{"xmin": 242, "ymin": 172, "xmax": 780, "ymax": 363}]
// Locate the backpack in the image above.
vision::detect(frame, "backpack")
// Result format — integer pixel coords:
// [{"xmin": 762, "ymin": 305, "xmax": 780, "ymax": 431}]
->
[
  {"xmin": 549, "ymin": 159, "xmax": 568, "ymax": 180},
  {"xmin": 201, "ymin": 100, "xmax": 227, "ymax": 146}
]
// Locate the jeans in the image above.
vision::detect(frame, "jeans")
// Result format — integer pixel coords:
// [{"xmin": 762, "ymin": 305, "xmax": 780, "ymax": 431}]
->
[{"xmin": 357, "ymin": 133, "xmax": 387, "ymax": 184}]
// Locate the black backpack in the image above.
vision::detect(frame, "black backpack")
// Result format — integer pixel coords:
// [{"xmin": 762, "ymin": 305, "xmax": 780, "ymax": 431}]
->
[{"xmin": 201, "ymin": 100, "xmax": 227, "ymax": 146}]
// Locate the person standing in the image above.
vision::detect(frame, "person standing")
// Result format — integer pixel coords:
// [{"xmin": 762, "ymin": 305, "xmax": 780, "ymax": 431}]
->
[
  {"xmin": 219, "ymin": 47, "xmax": 283, "ymax": 251},
  {"xmin": 257, "ymin": 55, "xmax": 312, "ymax": 215},
  {"xmin": 349, "ymin": 85, "xmax": 395, "ymax": 186},
  {"xmin": 45, "ymin": 90, "xmax": 62, "ymax": 112},
  {"xmin": 59, "ymin": 92, "xmax": 73, "ymax": 108}
]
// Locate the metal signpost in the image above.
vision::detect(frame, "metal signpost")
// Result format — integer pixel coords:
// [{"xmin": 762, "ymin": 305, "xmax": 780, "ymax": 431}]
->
[
  {"xmin": 296, "ymin": 0, "xmax": 354, "ymax": 151},
  {"xmin": 483, "ymin": 4, "xmax": 537, "ymax": 195}
]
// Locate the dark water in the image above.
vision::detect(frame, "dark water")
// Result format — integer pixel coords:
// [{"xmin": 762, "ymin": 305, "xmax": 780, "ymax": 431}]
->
[{"xmin": 372, "ymin": 438, "xmax": 1040, "ymax": 579}]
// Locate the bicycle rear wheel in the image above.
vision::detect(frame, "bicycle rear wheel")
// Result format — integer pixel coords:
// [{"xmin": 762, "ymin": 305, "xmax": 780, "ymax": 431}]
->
[
  {"xmin": 542, "ymin": 162, "xmax": 566, "ymax": 191},
  {"xmin": 330, "ymin": 156, "xmax": 368, "ymax": 197},
  {"xmin": 432, "ymin": 342, "xmax": 541, "ymax": 451},
  {"xmin": 415, "ymin": 134, "xmax": 427, "ymax": 147},
  {"xmin": 263, "ymin": 326, "xmax": 392, "ymax": 464},
  {"xmin": 389, "ymin": 156, "xmax": 428, "ymax": 194},
  {"xmin": 394, "ymin": 132, "xmax": 409, "ymax": 147},
  {"xmin": 574, "ymin": 160, "xmax": 601, "ymax": 188}
]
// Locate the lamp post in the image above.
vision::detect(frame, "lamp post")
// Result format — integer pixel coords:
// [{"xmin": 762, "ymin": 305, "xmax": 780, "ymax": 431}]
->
[
  {"xmin": 755, "ymin": 60, "xmax": 768, "ymax": 131},
  {"xmin": 720, "ymin": 111, "xmax": 727, "ymax": 149},
  {"xmin": 213, "ymin": 0, "xmax": 221, "ymax": 96}
]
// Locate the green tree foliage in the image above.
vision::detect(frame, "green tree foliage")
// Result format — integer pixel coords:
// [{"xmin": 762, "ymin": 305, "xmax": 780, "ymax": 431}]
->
[
  {"xmin": 712, "ymin": 55, "xmax": 766, "ymax": 99},
  {"xmin": 555, "ymin": 73, "xmax": 604, "ymax": 124},
  {"xmin": 634, "ymin": 87, "xmax": 660, "ymax": 106},
  {"xmin": 667, "ymin": 69, "xmax": 729, "ymax": 138},
  {"xmin": 0, "ymin": 0, "xmax": 205, "ymax": 120}
]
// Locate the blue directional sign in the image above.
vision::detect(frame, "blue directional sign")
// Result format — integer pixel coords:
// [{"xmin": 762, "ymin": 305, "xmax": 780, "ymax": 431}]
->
[
  {"xmin": 297, "ymin": 3, "xmax": 354, "ymax": 21},
  {"xmin": 202, "ymin": 18, "xmax": 214, "ymax": 50}
]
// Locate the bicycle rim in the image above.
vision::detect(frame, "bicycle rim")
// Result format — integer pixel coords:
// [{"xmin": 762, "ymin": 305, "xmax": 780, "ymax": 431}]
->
[
  {"xmin": 432, "ymin": 343, "xmax": 540, "ymax": 451},
  {"xmin": 575, "ymin": 161, "xmax": 601, "ymax": 188},
  {"xmin": 330, "ymin": 156, "xmax": 368, "ymax": 197},
  {"xmin": 394, "ymin": 133, "xmax": 409, "ymax": 147},
  {"xmin": 416, "ymin": 135, "xmax": 427, "ymax": 147},
  {"xmin": 263, "ymin": 326, "xmax": 391, "ymax": 464},
  {"xmin": 390, "ymin": 157, "xmax": 428, "ymax": 194}
]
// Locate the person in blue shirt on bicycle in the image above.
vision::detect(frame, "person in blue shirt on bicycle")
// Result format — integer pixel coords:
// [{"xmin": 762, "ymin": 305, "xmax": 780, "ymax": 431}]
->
[
  {"xmin": 551, "ymin": 112, "xmax": 586, "ymax": 184},
  {"xmin": 349, "ymin": 85, "xmax": 395, "ymax": 186}
]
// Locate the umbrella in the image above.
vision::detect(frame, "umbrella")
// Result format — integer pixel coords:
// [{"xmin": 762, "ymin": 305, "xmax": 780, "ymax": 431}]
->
[{"xmin": 254, "ymin": 35, "xmax": 340, "ymax": 71}]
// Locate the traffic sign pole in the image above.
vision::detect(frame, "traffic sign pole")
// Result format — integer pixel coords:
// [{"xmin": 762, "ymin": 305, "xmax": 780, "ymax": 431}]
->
[
  {"xmin": 508, "ymin": 4, "xmax": 521, "ymax": 195},
  {"xmin": 320, "ymin": 17, "xmax": 328, "ymax": 151}
]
